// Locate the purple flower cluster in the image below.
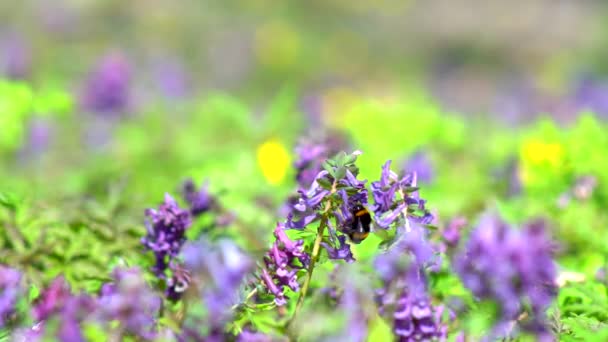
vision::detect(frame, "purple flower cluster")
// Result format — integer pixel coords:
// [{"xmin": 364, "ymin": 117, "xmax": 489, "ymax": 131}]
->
[
  {"xmin": 442, "ymin": 216, "xmax": 467, "ymax": 249},
  {"xmin": 81, "ymin": 53, "xmax": 131, "ymax": 116},
  {"xmin": 182, "ymin": 178, "xmax": 215, "ymax": 217},
  {"xmin": 374, "ymin": 226, "xmax": 446, "ymax": 341},
  {"xmin": 371, "ymin": 161, "xmax": 433, "ymax": 229},
  {"xmin": 292, "ymin": 136, "xmax": 350, "ymax": 190},
  {"xmin": 32, "ymin": 277, "xmax": 71, "ymax": 322},
  {"xmin": 180, "ymin": 238, "xmax": 253, "ymax": 340},
  {"xmin": 142, "ymin": 193, "xmax": 191, "ymax": 277},
  {"xmin": 453, "ymin": 213, "xmax": 557, "ymax": 338},
  {"xmin": 287, "ymin": 152, "xmax": 368, "ymax": 231},
  {"xmin": 294, "ymin": 140, "xmax": 329, "ymax": 189},
  {"xmin": 261, "ymin": 224, "xmax": 310, "ymax": 306},
  {"xmin": 29, "ymin": 276, "xmax": 96, "ymax": 341},
  {"xmin": 378, "ymin": 284, "xmax": 446, "ymax": 342},
  {"xmin": 98, "ymin": 268, "xmax": 160, "ymax": 339},
  {"xmin": 0, "ymin": 265, "xmax": 21, "ymax": 327},
  {"xmin": 325, "ymin": 265, "xmax": 376, "ymax": 342},
  {"xmin": 320, "ymin": 235, "xmax": 354, "ymax": 263}
]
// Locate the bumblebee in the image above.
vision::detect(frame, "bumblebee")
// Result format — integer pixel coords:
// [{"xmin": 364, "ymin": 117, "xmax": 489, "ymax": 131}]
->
[{"xmin": 345, "ymin": 204, "xmax": 372, "ymax": 244}]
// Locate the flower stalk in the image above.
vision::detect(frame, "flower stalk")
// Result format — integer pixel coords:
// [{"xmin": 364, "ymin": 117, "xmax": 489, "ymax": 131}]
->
[{"xmin": 290, "ymin": 198, "xmax": 332, "ymax": 324}]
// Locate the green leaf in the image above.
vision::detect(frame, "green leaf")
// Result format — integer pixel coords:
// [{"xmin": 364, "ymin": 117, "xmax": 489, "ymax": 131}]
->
[{"xmin": 0, "ymin": 192, "xmax": 19, "ymax": 211}]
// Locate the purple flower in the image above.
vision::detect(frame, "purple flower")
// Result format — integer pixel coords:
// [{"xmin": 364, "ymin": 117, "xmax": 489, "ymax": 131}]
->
[
  {"xmin": 442, "ymin": 216, "xmax": 467, "ymax": 248},
  {"xmin": 181, "ymin": 178, "xmax": 215, "ymax": 217},
  {"xmin": 56, "ymin": 294, "xmax": 96, "ymax": 342},
  {"xmin": 572, "ymin": 77, "xmax": 608, "ymax": 118},
  {"xmin": 286, "ymin": 174, "xmax": 330, "ymax": 229},
  {"xmin": 371, "ymin": 161, "xmax": 434, "ymax": 229},
  {"xmin": 453, "ymin": 213, "xmax": 557, "ymax": 338},
  {"xmin": 294, "ymin": 140, "xmax": 328, "ymax": 189},
  {"xmin": 386, "ymin": 287, "xmax": 446, "ymax": 342},
  {"xmin": 1, "ymin": 34, "xmax": 31, "ymax": 80},
  {"xmin": 375, "ymin": 239, "xmax": 446, "ymax": 341},
  {"xmin": 287, "ymin": 151, "xmax": 370, "ymax": 237},
  {"xmin": 0, "ymin": 265, "xmax": 21, "ymax": 327},
  {"xmin": 329, "ymin": 265, "xmax": 376, "ymax": 342},
  {"xmin": 181, "ymin": 238, "xmax": 253, "ymax": 338},
  {"xmin": 374, "ymin": 222, "xmax": 446, "ymax": 341},
  {"xmin": 81, "ymin": 52, "xmax": 131, "ymax": 116},
  {"xmin": 98, "ymin": 267, "xmax": 160, "ymax": 339},
  {"xmin": 32, "ymin": 276, "xmax": 71, "ymax": 322},
  {"xmin": 152, "ymin": 56, "xmax": 191, "ymax": 98},
  {"xmin": 142, "ymin": 193, "xmax": 191, "ymax": 277},
  {"xmin": 261, "ymin": 224, "xmax": 310, "ymax": 306},
  {"xmin": 292, "ymin": 136, "xmax": 352, "ymax": 189},
  {"xmin": 165, "ymin": 262, "xmax": 192, "ymax": 302},
  {"xmin": 30, "ymin": 276, "xmax": 96, "ymax": 341},
  {"xmin": 403, "ymin": 150, "xmax": 434, "ymax": 184},
  {"xmin": 321, "ymin": 235, "xmax": 355, "ymax": 263},
  {"xmin": 25, "ymin": 118, "xmax": 53, "ymax": 156}
]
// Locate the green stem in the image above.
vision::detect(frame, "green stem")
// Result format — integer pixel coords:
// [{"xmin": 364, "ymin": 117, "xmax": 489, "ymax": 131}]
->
[
  {"xmin": 290, "ymin": 216, "xmax": 327, "ymax": 324},
  {"xmin": 231, "ymin": 288, "xmax": 258, "ymax": 311}
]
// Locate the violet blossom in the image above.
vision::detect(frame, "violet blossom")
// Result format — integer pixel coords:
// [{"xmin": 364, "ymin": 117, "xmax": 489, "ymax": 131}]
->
[
  {"xmin": 180, "ymin": 238, "xmax": 253, "ymax": 340},
  {"xmin": 453, "ymin": 213, "xmax": 557, "ymax": 339},
  {"xmin": 97, "ymin": 267, "xmax": 160, "ymax": 339},
  {"xmin": 0, "ymin": 265, "xmax": 21, "ymax": 327},
  {"xmin": 374, "ymin": 228, "xmax": 446, "ymax": 341},
  {"xmin": 81, "ymin": 52, "xmax": 131, "ymax": 116},
  {"xmin": 261, "ymin": 224, "xmax": 310, "ymax": 306},
  {"xmin": 371, "ymin": 160, "xmax": 433, "ymax": 229},
  {"xmin": 142, "ymin": 193, "xmax": 191, "ymax": 277},
  {"xmin": 181, "ymin": 178, "xmax": 215, "ymax": 217}
]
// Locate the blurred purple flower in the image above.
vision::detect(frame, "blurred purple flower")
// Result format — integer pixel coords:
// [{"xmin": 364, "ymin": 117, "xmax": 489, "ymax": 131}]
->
[
  {"xmin": 32, "ymin": 276, "xmax": 71, "ymax": 322},
  {"xmin": 98, "ymin": 267, "xmax": 160, "ymax": 339},
  {"xmin": 453, "ymin": 213, "xmax": 557, "ymax": 338},
  {"xmin": 572, "ymin": 77, "xmax": 608, "ymax": 118},
  {"xmin": 261, "ymin": 224, "xmax": 310, "ymax": 306},
  {"xmin": 371, "ymin": 161, "xmax": 433, "ymax": 229},
  {"xmin": 403, "ymin": 150, "xmax": 434, "ymax": 184},
  {"xmin": 0, "ymin": 265, "xmax": 21, "ymax": 327},
  {"xmin": 1, "ymin": 34, "xmax": 31, "ymax": 80},
  {"xmin": 181, "ymin": 238, "xmax": 253, "ymax": 338},
  {"xmin": 165, "ymin": 262, "xmax": 192, "ymax": 302},
  {"xmin": 142, "ymin": 193, "xmax": 191, "ymax": 277},
  {"xmin": 294, "ymin": 140, "xmax": 328, "ymax": 189},
  {"xmin": 153, "ymin": 57, "xmax": 190, "ymax": 98},
  {"xmin": 81, "ymin": 53, "xmax": 131, "ymax": 116},
  {"xmin": 30, "ymin": 276, "xmax": 96, "ymax": 341},
  {"xmin": 374, "ymin": 235, "xmax": 446, "ymax": 341},
  {"xmin": 299, "ymin": 95, "xmax": 323, "ymax": 128},
  {"xmin": 442, "ymin": 216, "xmax": 467, "ymax": 249},
  {"xmin": 333, "ymin": 269, "xmax": 374, "ymax": 342},
  {"xmin": 182, "ymin": 178, "xmax": 215, "ymax": 217},
  {"xmin": 56, "ymin": 294, "xmax": 96, "ymax": 342}
]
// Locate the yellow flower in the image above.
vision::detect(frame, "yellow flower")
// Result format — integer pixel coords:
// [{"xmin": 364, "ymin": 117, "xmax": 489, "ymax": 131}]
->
[
  {"xmin": 520, "ymin": 139, "xmax": 564, "ymax": 168},
  {"xmin": 257, "ymin": 139, "xmax": 290, "ymax": 185},
  {"xmin": 519, "ymin": 139, "xmax": 565, "ymax": 186}
]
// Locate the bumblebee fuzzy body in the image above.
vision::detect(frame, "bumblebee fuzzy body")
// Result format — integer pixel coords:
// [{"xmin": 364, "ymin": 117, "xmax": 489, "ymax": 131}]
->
[{"xmin": 346, "ymin": 204, "xmax": 371, "ymax": 244}]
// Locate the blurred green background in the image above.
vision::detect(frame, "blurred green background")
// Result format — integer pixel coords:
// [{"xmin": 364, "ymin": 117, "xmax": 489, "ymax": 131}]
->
[{"xmin": 3, "ymin": 2, "xmax": 608, "ymax": 339}]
